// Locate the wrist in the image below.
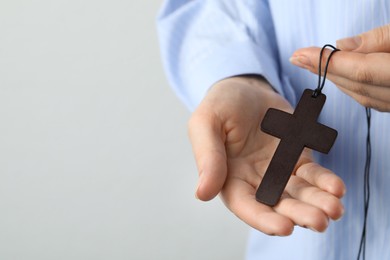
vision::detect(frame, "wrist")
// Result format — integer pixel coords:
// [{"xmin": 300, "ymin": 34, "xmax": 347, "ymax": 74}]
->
[
  {"xmin": 202, "ymin": 75, "xmax": 288, "ymax": 123},
  {"xmin": 223, "ymin": 75, "xmax": 275, "ymax": 93},
  {"xmin": 212, "ymin": 75, "xmax": 282, "ymax": 108}
]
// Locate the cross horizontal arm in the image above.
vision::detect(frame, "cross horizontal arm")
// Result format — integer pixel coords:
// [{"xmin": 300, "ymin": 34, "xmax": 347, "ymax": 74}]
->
[
  {"xmin": 304, "ymin": 123, "xmax": 338, "ymax": 153},
  {"xmin": 261, "ymin": 109, "xmax": 294, "ymax": 139}
]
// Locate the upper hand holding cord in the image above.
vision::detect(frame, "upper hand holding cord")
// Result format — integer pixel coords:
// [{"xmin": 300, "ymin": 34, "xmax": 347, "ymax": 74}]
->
[{"xmin": 290, "ymin": 25, "xmax": 390, "ymax": 112}]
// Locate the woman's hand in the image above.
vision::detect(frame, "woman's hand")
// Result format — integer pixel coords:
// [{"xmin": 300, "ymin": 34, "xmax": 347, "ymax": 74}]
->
[
  {"xmin": 189, "ymin": 76, "xmax": 345, "ymax": 236},
  {"xmin": 290, "ymin": 24, "xmax": 390, "ymax": 112}
]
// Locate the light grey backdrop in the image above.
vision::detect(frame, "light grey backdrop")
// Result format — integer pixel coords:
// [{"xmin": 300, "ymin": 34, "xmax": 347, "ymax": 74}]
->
[{"xmin": 0, "ymin": 1, "xmax": 248, "ymax": 259}]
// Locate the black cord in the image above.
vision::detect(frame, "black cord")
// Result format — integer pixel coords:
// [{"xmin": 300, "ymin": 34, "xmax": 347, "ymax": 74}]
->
[
  {"xmin": 312, "ymin": 44, "xmax": 340, "ymax": 98},
  {"xmin": 357, "ymin": 107, "xmax": 371, "ymax": 260},
  {"xmin": 313, "ymin": 44, "xmax": 372, "ymax": 259}
]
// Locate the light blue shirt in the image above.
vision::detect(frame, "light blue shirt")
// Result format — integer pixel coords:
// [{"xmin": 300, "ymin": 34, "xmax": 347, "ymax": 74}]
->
[{"xmin": 157, "ymin": 1, "xmax": 390, "ymax": 259}]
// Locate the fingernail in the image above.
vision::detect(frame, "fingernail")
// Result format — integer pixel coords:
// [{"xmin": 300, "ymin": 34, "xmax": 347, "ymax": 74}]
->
[
  {"xmin": 289, "ymin": 56, "xmax": 314, "ymax": 69},
  {"xmin": 336, "ymin": 206, "xmax": 345, "ymax": 221},
  {"xmin": 309, "ymin": 227, "xmax": 320, "ymax": 233},
  {"xmin": 303, "ymin": 225, "xmax": 319, "ymax": 232},
  {"xmin": 336, "ymin": 35, "xmax": 362, "ymax": 50}
]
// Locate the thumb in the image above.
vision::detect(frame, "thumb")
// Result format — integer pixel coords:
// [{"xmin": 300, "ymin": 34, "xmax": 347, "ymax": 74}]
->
[
  {"xmin": 336, "ymin": 24, "xmax": 390, "ymax": 53},
  {"xmin": 188, "ymin": 110, "xmax": 227, "ymax": 201}
]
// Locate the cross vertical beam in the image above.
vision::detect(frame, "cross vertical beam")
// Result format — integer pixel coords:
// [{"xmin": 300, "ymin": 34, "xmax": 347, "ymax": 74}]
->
[{"xmin": 255, "ymin": 89, "xmax": 337, "ymax": 206}]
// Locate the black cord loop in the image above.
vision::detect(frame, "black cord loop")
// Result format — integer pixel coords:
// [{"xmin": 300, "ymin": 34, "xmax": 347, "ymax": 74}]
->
[{"xmin": 312, "ymin": 44, "xmax": 340, "ymax": 97}]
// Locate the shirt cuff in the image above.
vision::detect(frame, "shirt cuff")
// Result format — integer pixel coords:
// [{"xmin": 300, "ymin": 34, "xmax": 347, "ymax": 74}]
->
[{"xmin": 184, "ymin": 39, "xmax": 284, "ymax": 110}]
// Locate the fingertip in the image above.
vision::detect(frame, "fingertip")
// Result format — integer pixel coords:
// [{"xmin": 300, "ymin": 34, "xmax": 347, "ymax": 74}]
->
[
  {"xmin": 336, "ymin": 206, "xmax": 345, "ymax": 221},
  {"xmin": 289, "ymin": 56, "xmax": 314, "ymax": 70},
  {"xmin": 330, "ymin": 207, "xmax": 345, "ymax": 222},
  {"xmin": 309, "ymin": 219, "xmax": 328, "ymax": 233},
  {"xmin": 267, "ymin": 226, "xmax": 294, "ymax": 237},
  {"xmin": 300, "ymin": 162, "xmax": 346, "ymax": 199},
  {"xmin": 257, "ymin": 212, "xmax": 295, "ymax": 236},
  {"xmin": 337, "ymin": 182, "xmax": 347, "ymax": 199},
  {"xmin": 308, "ymin": 214, "xmax": 329, "ymax": 233},
  {"xmin": 195, "ymin": 167, "xmax": 226, "ymax": 201},
  {"xmin": 321, "ymin": 196, "xmax": 345, "ymax": 221},
  {"xmin": 341, "ymin": 185, "xmax": 347, "ymax": 197},
  {"xmin": 277, "ymin": 223, "xmax": 295, "ymax": 236},
  {"xmin": 291, "ymin": 46, "xmax": 319, "ymax": 56},
  {"xmin": 194, "ymin": 174, "xmax": 204, "ymax": 200},
  {"xmin": 195, "ymin": 181, "xmax": 219, "ymax": 201},
  {"xmin": 324, "ymin": 176, "xmax": 347, "ymax": 199},
  {"xmin": 335, "ymin": 205, "xmax": 345, "ymax": 221},
  {"xmin": 260, "ymin": 225, "xmax": 294, "ymax": 237}
]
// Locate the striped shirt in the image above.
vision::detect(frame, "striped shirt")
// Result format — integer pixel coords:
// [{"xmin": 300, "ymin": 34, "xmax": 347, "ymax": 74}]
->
[{"xmin": 157, "ymin": 1, "xmax": 390, "ymax": 259}]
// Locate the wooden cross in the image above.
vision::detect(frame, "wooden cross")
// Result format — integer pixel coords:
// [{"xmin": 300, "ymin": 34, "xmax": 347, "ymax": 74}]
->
[{"xmin": 255, "ymin": 89, "xmax": 337, "ymax": 206}]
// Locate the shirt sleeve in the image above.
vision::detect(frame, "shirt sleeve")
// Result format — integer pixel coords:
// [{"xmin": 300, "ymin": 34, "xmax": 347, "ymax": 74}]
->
[{"xmin": 157, "ymin": 0, "xmax": 285, "ymax": 110}]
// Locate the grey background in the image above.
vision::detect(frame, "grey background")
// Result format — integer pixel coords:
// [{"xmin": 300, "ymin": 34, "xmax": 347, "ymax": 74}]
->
[{"xmin": 0, "ymin": 1, "xmax": 248, "ymax": 259}]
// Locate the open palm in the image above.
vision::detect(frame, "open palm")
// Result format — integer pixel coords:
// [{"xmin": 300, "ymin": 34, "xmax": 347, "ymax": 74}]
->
[{"xmin": 189, "ymin": 77, "xmax": 345, "ymax": 236}]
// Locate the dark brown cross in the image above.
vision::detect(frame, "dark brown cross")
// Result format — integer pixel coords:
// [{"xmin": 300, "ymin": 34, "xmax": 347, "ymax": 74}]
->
[{"xmin": 255, "ymin": 89, "xmax": 337, "ymax": 206}]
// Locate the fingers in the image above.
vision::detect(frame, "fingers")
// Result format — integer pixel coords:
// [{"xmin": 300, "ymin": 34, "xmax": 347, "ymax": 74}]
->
[
  {"xmin": 221, "ymin": 173, "xmax": 343, "ymax": 235},
  {"xmin": 290, "ymin": 47, "xmax": 390, "ymax": 111},
  {"xmin": 336, "ymin": 24, "xmax": 390, "ymax": 53},
  {"xmin": 290, "ymin": 25, "xmax": 390, "ymax": 112},
  {"xmin": 291, "ymin": 48, "xmax": 390, "ymax": 87},
  {"xmin": 274, "ymin": 195, "xmax": 329, "ymax": 232},
  {"xmin": 295, "ymin": 162, "xmax": 346, "ymax": 198},
  {"xmin": 285, "ymin": 175, "xmax": 344, "ymax": 221},
  {"xmin": 325, "ymin": 73, "xmax": 390, "ymax": 103},
  {"xmin": 188, "ymin": 110, "xmax": 227, "ymax": 201},
  {"xmin": 336, "ymin": 84, "xmax": 390, "ymax": 112},
  {"xmin": 221, "ymin": 178, "xmax": 295, "ymax": 236}
]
